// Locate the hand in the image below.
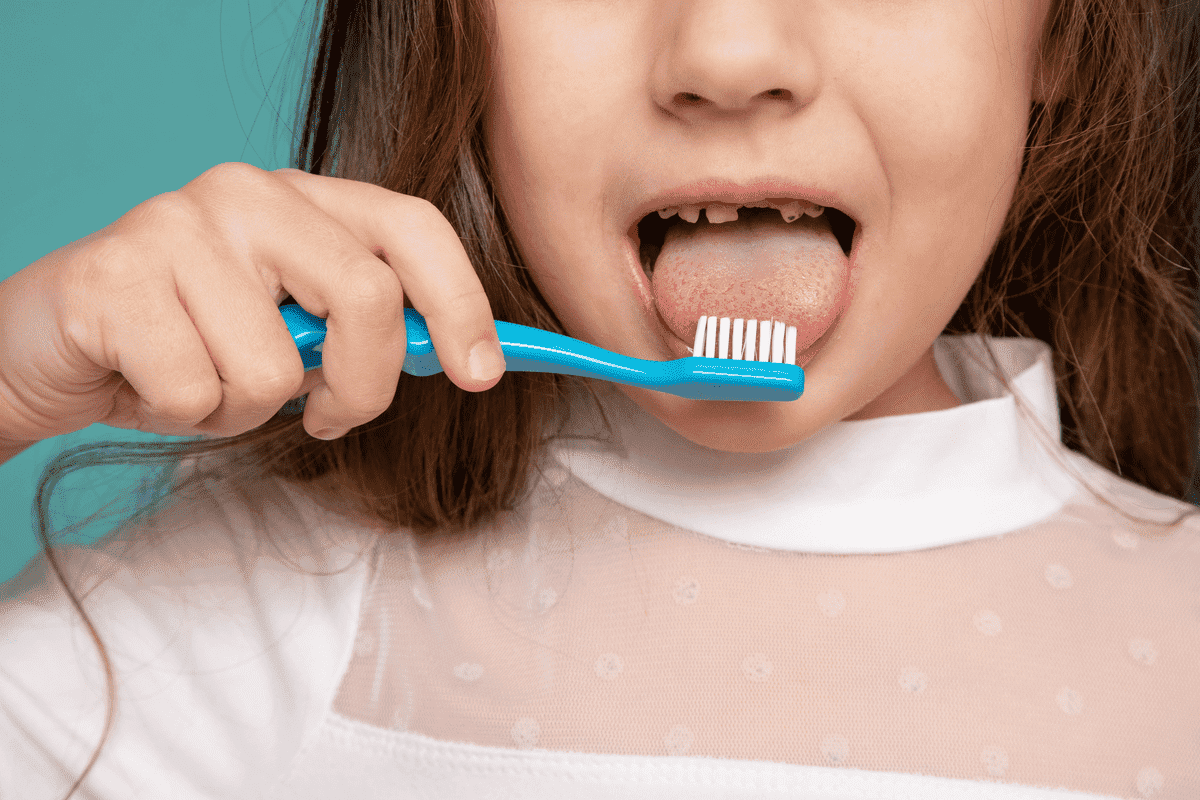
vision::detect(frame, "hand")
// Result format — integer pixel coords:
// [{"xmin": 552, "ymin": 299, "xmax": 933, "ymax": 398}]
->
[{"xmin": 0, "ymin": 162, "xmax": 506, "ymax": 444}]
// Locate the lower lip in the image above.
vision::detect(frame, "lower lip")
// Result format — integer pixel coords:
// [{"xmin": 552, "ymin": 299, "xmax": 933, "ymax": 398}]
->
[{"xmin": 623, "ymin": 226, "xmax": 854, "ymax": 370}]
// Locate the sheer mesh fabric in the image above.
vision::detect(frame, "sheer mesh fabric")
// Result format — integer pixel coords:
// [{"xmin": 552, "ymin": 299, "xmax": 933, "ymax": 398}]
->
[{"xmin": 329, "ymin": 464, "xmax": 1200, "ymax": 800}]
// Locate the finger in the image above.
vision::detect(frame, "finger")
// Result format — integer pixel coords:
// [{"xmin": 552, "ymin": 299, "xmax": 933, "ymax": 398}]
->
[
  {"xmin": 172, "ymin": 241, "xmax": 309, "ymax": 437},
  {"xmin": 272, "ymin": 169, "xmax": 506, "ymax": 394},
  {"xmin": 187, "ymin": 164, "xmax": 410, "ymax": 437}
]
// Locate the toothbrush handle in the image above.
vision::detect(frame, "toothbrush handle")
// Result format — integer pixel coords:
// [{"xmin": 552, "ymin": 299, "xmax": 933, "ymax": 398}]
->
[{"xmin": 280, "ymin": 302, "xmax": 637, "ymax": 377}]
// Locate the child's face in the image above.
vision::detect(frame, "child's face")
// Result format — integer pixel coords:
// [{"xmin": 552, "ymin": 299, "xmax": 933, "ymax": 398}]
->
[{"xmin": 484, "ymin": 0, "xmax": 1054, "ymax": 452}]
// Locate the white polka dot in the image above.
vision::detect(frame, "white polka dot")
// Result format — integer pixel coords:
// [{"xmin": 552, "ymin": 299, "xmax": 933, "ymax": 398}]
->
[
  {"xmin": 1129, "ymin": 638, "xmax": 1158, "ymax": 666},
  {"xmin": 604, "ymin": 516, "xmax": 629, "ymax": 543},
  {"xmin": 818, "ymin": 589, "xmax": 845, "ymax": 618},
  {"xmin": 898, "ymin": 668, "xmax": 927, "ymax": 694},
  {"xmin": 511, "ymin": 717, "xmax": 540, "ymax": 748},
  {"xmin": 353, "ymin": 631, "xmax": 376, "ymax": 658},
  {"xmin": 1056, "ymin": 686, "xmax": 1084, "ymax": 715},
  {"xmin": 412, "ymin": 582, "xmax": 433, "ymax": 610},
  {"xmin": 595, "ymin": 652, "xmax": 624, "ymax": 680},
  {"xmin": 1136, "ymin": 766, "xmax": 1164, "ymax": 797},
  {"xmin": 664, "ymin": 724, "xmax": 694, "ymax": 756},
  {"xmin": 674, "ymin": 577, "xmax": 700, "ymax": 605},
  {"xmin": 537, "ymin": 587, "xmax": 558, "ymax": 612},
  {"xmin": 487, "ymin": 547, "xmax": 514, "ymax": 572},
  {"xmin": 1110, "ymin": 527, "xmax": 1140, "ymax": 550},
  {"xmin": 454, "ymin": 662, "xmax": 484, "ymax": 682},
  {"xmin": 1044, "ymin": 564, "xmax": 1073, "ymax": 589},
  {"xmin": 742, "ymin": 653, "xmax": 774, "ymax": 683},
  {"xmin": 821, "ymin": 734, "xmax": 849, "ymax": 765},
  {"xmin": 981, "ymin": 746, "xmax": 1009, "ymax": 777},
  {"xmin": 973, "ymin": 610, "xmax": 1003, "ymax": 636}
]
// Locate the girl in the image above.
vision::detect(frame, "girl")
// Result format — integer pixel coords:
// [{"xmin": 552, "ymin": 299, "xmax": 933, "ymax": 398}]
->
[{"xmin": 1, "ymin": 0, "xmax": 1198, "ymax": 797}]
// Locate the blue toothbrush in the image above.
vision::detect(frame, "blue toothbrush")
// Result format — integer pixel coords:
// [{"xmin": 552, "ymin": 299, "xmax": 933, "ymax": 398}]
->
[{"xmin": 279, "ymin": 303, "xmax": 803, "ymax": 402}]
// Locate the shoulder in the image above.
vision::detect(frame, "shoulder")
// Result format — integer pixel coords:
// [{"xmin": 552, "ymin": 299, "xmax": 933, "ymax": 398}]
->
[{"xmin": 0, "ymin": 460, "xmax": 385, "ymax": 798}]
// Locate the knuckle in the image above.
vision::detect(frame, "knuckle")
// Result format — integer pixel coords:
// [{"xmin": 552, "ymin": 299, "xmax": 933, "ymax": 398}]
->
[
  {"xmin": 341, "ymin": 392, "xmax": 393, "ymax": 422},
  {"xmin": 193, "ymin": 161, "xmax": 265, "ymax": 192},
  {"xmin": 341, "ymin": 265, "xmax": 404, "ymax": 311},
  {"xmin": 148, "ymin": 380, "xmax": 222, "ymax": 423},
  {"xmin": 123, "ymin": 191, "xmax": 201, "ymax": 237},
  {"xmin": 240, "ymin": 369, "xmax": 303, "ymax": 406}
]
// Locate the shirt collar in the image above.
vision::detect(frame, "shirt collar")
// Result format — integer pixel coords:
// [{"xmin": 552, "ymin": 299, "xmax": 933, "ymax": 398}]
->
[{"xmin": 548, "ymin": 335, "xmax": 1085, "ymax": 554}]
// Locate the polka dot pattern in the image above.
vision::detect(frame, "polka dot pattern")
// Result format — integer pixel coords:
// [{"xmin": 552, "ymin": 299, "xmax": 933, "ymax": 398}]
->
[
  {"xmin": 454, "ymin": 662, "xmax": 483, "ymax": 682},
  {"xmin": 1128, "ymin": 638, "xmax": 1158, "ymax": 666},
  {"xmin": 595, "ymin": 653, "xmax": 624, "ymax": 680},
  {"xmin": 741, "ymin": 653, "xmax": 773, "ymax": 683},
  {"xmin": 817, "ymin": 589, "xmax": 845, "ymax": 618},
  {"xmin": 327, "ymin": 460, "xmax": 1200, "ymax": 800},
  {"xmin": 1056, "ymin": 687, "xmax": 1084, "ymax": 715},
  {"xmin": 1044, "ymin": 563, "xmax": 1073, "ymax": 589},
  {"xmin": 981, "ymin": 746, "xmax": 1009, "ymax": 777},
  {"xmin": 511, "ymin": 717, "xmax": 540, "ymax": 749},
  {"xmin": 1136, "ymin": 766, "xmax": 1165, "ymax": 797},
  {"xmin": 664, "ymin": 724, "xmax": 693, "ymax": 756},
  {"xmin": 673, "ymin": 576, "xmax": 700, "ymax": 605},
  {"xmin": 898, "ymin": 668, "xmax": 927, "ymax": 694},
  {"xmin": 821, "ymin": 734, "xmax": 849, "ymax": 765},
  {"xmin": 973, "ymin": 609, "xmax": 1003, "ymax": 636}
]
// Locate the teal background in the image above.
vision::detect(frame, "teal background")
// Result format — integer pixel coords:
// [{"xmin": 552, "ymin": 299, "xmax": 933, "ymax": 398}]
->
[{"xmin": 1, "ymin": 0, "xmax": 317, "ymax": 583}]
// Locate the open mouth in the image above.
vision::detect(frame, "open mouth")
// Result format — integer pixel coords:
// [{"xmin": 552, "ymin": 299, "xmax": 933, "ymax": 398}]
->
[{"xmin": 634, "ymin": 204, "xmax": 857, "ymax": 275}]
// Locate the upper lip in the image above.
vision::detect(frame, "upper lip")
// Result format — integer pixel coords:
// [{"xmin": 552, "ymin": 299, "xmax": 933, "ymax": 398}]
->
[{"xmin": 624, "ymin": 176, "xmax": 859, "ymax": 237}]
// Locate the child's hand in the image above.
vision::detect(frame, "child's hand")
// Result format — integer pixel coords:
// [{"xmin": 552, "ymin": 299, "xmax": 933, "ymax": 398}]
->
[{"xmin": 0, "ymin": 162, "xmax": 506, "ymax": 445}]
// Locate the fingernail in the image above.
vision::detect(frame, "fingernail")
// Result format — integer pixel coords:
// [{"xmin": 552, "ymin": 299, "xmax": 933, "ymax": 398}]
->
[
  {"xmin": 467, "ymin": 339, "xmax": 506, "ymax": 382},
  {"xmin": 314, "ymin": 427, "xmax": 346, "ymax": 440}
]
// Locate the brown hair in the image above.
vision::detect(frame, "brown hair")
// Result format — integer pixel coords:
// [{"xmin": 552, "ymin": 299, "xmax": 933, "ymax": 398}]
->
[{"xmin": 23, "ymin": 0, "xmax": 1200, "ymax": 796}]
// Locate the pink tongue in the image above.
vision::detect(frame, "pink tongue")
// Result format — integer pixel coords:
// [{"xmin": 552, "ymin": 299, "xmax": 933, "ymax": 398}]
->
[{"xmin": 650, "ymin": 211, "xmax": 850, "ymax": 354}]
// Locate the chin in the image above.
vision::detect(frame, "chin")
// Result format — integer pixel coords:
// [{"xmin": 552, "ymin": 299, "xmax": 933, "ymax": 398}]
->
[{"xmin": 618, "ymin": 383, "xmax": 825, "ymax": 453}]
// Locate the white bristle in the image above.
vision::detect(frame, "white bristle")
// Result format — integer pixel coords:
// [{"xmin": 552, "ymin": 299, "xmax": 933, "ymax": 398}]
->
[
  {"xmin": 693, "ymin": 316, "xmax": 706, "ymax": 357},
  {"xmin": 705, "ymin": 314, "xmax": 717, "ymax": 358},
  {"xmin": 758, "ymin": 321, "xmax": 771, "ymax": 361},
  {"xmin": 785, "ymin": 326, "xmax": 797, "ymax": 365},
  {"xmin": 732, "ymin": 319, "xmax": 744, "ymax": 360},
  {"xmin": 718, "ymin": 317, "xmax": 730, "ymax": 359},
  {"xmin": 744, "ymin": 319, "xmax": 757, "ymax": 361},
  {"xmin": 771, "ymin": 321, "xmax": 785, "ymax": 363}
]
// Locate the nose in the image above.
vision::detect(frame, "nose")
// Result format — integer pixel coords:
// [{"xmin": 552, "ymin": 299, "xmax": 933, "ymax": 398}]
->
[{"xmin": 652, "ymin": 0, "xmax": 816, "ymax": 119}]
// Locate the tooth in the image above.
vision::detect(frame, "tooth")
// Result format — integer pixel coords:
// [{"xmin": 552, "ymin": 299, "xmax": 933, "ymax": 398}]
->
[
  {"xmin": 705, "ymin": 313, "xmax": 718, "ymax": 357},
  {"xmin": 705, "ymin": 204, "xmax": 739, "ymax": 224},
  {"xmin": 803, "ymin": 203, "xmax": 825, "ymax": 218},
  {"xmin": 732, "ymin": 319, "xmax": 744, "ymax": 360},
  {"xmin": 693, "ymin": 316, "xmax": 707, "ymax": 357},
  {"xmin": 776, "ymin": 200, "xmax": 802, "ymax": 223},
  {"xmin": 657, "ymin": 206, "xmax": 680, "ymax": 219},
  {"xmin": 758, "ymin": 321, "xmax": 771, "ymax": 361},
  {"xmin": 678, "ymin": 204, "xmax": 702, "ymax": 223},
  {"xmin": 718, "ymin": 317, "xmax": 731, "ymax": 358},
  {"xmin": 785, "ymin": 326, "xmax": 797, "ymax": 365},
  {"xmin": 744, "ymin": 319, "xmax": 757, "ymax": 361}
]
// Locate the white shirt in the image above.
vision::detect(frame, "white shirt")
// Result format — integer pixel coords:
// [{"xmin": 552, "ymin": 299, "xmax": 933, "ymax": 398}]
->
[{"xmin": 2, "ymin": 334, "xmax": 1198, "ymax": 800}]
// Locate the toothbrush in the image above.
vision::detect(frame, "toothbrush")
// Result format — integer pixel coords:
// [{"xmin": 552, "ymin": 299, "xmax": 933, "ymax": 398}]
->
[{"xmin": 278, "ymin": 303, "xmax": 803, "ymax": 401}]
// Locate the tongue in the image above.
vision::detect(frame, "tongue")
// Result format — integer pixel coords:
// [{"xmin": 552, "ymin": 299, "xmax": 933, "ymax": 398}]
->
[{"xmin": 650, "ymin": 210, "xmax": 850, "ymax": 355}]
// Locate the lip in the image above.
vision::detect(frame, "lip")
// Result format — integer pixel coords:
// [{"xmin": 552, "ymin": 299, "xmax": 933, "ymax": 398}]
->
[{"xmin": 622, "ymin": 176, "xmax": 861, "ymax": 242}]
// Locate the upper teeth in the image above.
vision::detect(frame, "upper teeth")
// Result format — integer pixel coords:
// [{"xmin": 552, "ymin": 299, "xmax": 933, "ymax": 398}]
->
[{"xmin": 657, "ymin": 198, "xmax": 824, "ymax": 224}]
